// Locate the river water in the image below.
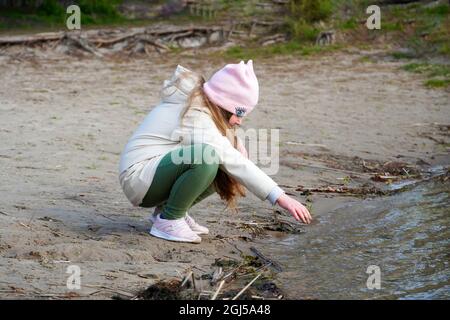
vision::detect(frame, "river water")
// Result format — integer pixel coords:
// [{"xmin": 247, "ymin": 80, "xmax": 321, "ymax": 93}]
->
[{"xmin": 257, "ymin": 173, "xmax": 449, "ymax": 300}]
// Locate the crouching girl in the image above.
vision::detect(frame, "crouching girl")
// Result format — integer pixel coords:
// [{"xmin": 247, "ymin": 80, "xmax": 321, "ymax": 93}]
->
[{"xmin": 119, "ymin": 60, "xmax": 311, "ymax": 244}]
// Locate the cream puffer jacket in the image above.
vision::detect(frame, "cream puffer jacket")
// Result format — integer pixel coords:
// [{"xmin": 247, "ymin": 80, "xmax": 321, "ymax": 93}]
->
[{"xmin": 119, "ymin": 65, "xmax": 282, "ymax": 202}]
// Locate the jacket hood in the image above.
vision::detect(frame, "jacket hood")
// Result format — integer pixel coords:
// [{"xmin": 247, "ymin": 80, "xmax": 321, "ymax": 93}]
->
[{"xmin": 160, "ymin": 65, "xmax": 202, "ymax": 103}]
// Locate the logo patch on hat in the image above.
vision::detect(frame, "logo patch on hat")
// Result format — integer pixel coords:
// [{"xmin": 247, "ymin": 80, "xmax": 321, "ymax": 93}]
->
[{"xmin": 235, "ymin": 106, "xmax": 247, "ymax": 118}]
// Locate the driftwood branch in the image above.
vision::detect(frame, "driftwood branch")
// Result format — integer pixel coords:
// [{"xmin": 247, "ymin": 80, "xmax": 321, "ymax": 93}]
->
[
  {"xmin": 0, "ymin": 25, "xmax": 228, "ymax": 58},
  {"xmin": 0, "ymin": 32, "xmax": 64, "ymax": 45},
  {"xmin": 232, "ymin": 273, "xmax": 262, "ymax": 300},
  {"xmin": 180, "ymin": 271, "xmax": 193, "ymax": 287},
  {"xmin": 92, "ymin": 31, "xmax": 144, "ymax": 47},
  {"xmin": 295, "ymin": 185, "xmax": 388, "ymax": 196},
  {"xmin": 250, "ymin": 247, "xmax": 283, "ymax": 272},
  {"xmin": 136, "ymin": 37, "xmax": 170, "ymax": 51},
  {"xmin": 211, "ymin": 280, "xmax": 225, "ymax": 300},
  {"xmin": 0, "ymin": 19, "xmax": 288, "ymax": 59}
]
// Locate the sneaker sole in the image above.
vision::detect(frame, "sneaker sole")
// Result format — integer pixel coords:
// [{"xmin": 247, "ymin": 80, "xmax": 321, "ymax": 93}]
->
[
  {"xmin": 149, "ymin": 226, "xmax": 201, "ymax": 244},
  {"xmin": 191, "ymin": 229, "xmax": 209, "ymax": 235}
]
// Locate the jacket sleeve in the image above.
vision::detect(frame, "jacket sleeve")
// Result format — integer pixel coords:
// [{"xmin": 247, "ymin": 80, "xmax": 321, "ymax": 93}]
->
[
  {"xmin": 172, "ymin": 104, "xmax": 279, "ymax": 201},
  {"xmin": 235, "ymin": 136, "xmax": 248, "ymax": 158}
]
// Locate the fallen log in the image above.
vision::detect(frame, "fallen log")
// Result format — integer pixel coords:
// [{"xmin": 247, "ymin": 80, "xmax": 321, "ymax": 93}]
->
[
  {"xmin": 136, "ymin": 37, "xmax": 170, "ymax": 51},
  {"xmin": 260, "ymin": 33, "xmax": 287, "ymax": 46},
  {"xmin": 146, "ymin": 25, "xmax": 223, "ymax": 37},
  {"xmin": 0, "ymin": 31, "xmax": 64, "ymax": 45},
  {"xmin": 166, "ymin": 30, "xmax": 194, "ymax": 42},
  {"xmin": 0, "ymin": 26, "xmax": 224, "ymax": 48}
]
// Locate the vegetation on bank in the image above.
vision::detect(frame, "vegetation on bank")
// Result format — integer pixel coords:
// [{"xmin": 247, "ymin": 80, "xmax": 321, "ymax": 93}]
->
[
  {"xmin": 0, "ymin": 0, "xmax": 448, "ymax": 87},
  {"xmin": 401, "ymin": 62, "xmax": 450, "ymax": 88},
  {"xmin": 0, "ymin": 0, "xmax": 127, "ymax": 30},
  {"xmin": 222, "ymin": 41, "xmax": 342, "ymax": 60},
  {"xmin": 220, "ymin": 0, "xmax": 450, "ymax": 90},
  {"xmin": 286, "ymin": 0, "xmax": 449, "ymax": 59},
  {"xmin": 1, "ymin": 0, "xmax": 448, "ymax": 56}
]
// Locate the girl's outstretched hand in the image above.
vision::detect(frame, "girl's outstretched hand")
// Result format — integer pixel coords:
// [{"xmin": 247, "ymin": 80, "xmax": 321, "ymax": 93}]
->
[{"xmin": 276, "ymin": 193, "xmax": 312, "ymax": 224}]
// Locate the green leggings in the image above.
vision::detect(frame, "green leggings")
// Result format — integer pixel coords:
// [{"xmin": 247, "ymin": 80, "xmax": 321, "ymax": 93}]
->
[{"xmin": 139, "ymin": 143, "xmax": 219, "ymax": 220}]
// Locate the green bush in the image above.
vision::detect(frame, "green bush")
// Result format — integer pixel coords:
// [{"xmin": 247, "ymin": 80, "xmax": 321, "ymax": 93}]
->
[
  {"xmin": 73, "ymin": 0, "xmax": 125, "ymax": 25},
  {"xmin": 439, "ymin": 43, "xmax": 450, "ymax": 55},
  {"xmin": 286, "ymin": 0, "xmax": 332, "ymax": 44},
  {"xmin": 424, "ymin": 4, "xmax": 450, "ymax": 17},
  {"xmin": 288, "ymin": 19, "xmax": 320, "ymax": 41},
  {"xmin": 391, "ymin": 51, "xmax": 416, "ymax": 59},
  {"xmin": 289, "ymin": 0, "xmax": 333, "ymax": 23},
  {"xmin": 424, "ymin": 79, "xmax": 450, "ymax": 88},
  {"xmin": 77, "ymin": 0, "xmax": 121, "ymax": 16},
  {"xmin": 37, "ymin": 0, "xmax": 64, "ymax": 16},
  {"xmin": 340, "ymin": 18, "xmax": 358, "ymax": 30}
]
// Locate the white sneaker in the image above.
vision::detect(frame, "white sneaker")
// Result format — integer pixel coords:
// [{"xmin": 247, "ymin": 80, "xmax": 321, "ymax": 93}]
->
[
  {"xmin": 149, "ymin": 214, "xmax": 201, "ymax": 244},
  {"xmin": 185, "ymin": 213, "xmax": 209, "ymax": 235},
  {"xmin": 149, "ymin": 209, "xmax": 209, "ymax": 235}
]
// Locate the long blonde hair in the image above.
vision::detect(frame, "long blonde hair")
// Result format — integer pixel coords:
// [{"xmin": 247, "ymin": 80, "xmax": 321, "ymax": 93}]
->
[{"xmin": 182, "ymin": 76, "xmax": 246, "ymax": 212}]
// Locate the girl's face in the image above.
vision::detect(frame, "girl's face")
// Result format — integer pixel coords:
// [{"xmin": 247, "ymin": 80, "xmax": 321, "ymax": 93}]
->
[{"xmin": 229, "ymin": 114, "xmax": 243, "ymax": 127}]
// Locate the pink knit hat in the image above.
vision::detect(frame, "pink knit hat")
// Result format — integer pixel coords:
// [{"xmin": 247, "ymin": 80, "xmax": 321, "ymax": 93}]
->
[{"xmin": 203, "ymin": 60, "xmax": 259, "ymax": 117}]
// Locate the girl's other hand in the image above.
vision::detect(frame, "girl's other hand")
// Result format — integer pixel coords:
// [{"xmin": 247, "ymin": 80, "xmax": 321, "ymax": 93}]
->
[{"xmin": 276, "ymin": 193, "xmax": 312, "ymax": 224}]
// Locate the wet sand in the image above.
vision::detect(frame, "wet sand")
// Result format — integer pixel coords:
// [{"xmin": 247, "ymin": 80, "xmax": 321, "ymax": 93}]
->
[{"xmin": 0, "ymin": 47, "xmax": 449, "ymax": 299}]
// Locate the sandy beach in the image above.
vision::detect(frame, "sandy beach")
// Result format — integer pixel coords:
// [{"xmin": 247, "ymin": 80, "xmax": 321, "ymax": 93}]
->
[{"xmin": 0, "ymin": 46, "xmax": 449, "ymax": 299}]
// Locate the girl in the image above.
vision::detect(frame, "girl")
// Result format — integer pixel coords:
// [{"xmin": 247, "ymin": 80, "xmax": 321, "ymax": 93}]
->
[{"xmin": 119, "ymin": 60, "xmax": 312, "ymax": 244}]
